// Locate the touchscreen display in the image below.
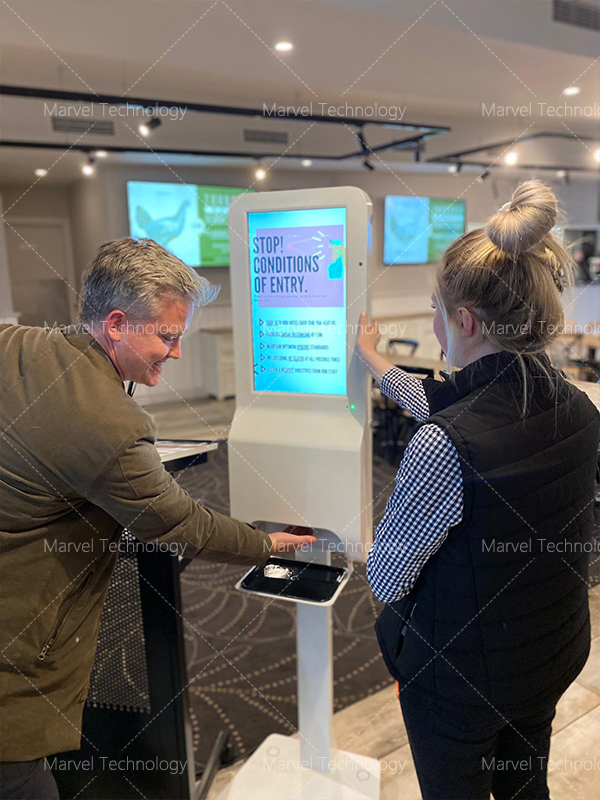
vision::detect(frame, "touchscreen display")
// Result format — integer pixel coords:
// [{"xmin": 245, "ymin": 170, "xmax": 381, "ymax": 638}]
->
[{"xmin": 247, "ymin": 207, "xmax": 347, "ymax": 395}]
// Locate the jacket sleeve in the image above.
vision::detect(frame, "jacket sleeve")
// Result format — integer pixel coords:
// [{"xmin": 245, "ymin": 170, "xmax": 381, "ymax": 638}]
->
[{"xmin": 85, "ymin": 429, "xmax": 273, "ymax": 564}]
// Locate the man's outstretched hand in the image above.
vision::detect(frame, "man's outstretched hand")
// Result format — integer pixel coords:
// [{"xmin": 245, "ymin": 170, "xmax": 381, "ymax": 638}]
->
[{"xmin": 268, "ymin": 526, "xmax": 317, "ymax": 553}]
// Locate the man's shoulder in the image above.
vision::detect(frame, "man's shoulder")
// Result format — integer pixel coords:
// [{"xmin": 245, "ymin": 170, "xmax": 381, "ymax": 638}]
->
[
  {"xmin": 0, "ymin": 322, "xmax": 60, "ymax": 355},
  {"xmin": 0, "ymin": 324, "xmax": 69, "ymax": 396},
  {"xmin": 2, "ymin": 323, "xmax": 155, "ymax": 453},
  {"xmin": 0, "ymin": 322, "xmax": 91, "ymax": 364}
]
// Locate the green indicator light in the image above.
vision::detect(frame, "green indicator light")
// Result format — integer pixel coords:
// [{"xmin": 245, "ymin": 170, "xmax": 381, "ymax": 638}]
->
[{"xmin": 349, "ymin": 403, "xmax": 357, "ymax": 410}]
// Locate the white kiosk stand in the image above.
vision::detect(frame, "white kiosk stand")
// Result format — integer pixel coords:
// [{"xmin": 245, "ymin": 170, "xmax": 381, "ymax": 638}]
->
[{"xmin": 221, "ymin": 188, "xmax": 379, "ymax": 799}]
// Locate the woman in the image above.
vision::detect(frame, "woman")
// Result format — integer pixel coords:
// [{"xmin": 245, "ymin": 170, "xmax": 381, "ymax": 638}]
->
[{"xmin": 358, "ymin": 180, "xmax": 600, "ymax": 799}]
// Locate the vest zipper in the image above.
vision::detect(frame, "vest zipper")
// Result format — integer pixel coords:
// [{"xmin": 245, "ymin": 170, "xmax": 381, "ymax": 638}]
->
[
  {"xmin": 400, "ymin": 601, "xmax": 417, "ymax": 636},
  {"xmin": 37, "ymin": 572, "xmax": 92, "ymax": 661}
]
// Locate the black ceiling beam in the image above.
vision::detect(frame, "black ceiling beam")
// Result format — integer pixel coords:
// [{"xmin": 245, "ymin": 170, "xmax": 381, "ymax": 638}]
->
[
  {"xmin": 437, "ymin": 160, "xmax": 599, "ymax": 174},
  {"xmin": 0, "ymin": 84, "xmax": 450, "ymax": 134},
  {"xmin": 0, "ymin": 139, "xmax": 338, "ymax": 160},
  {"xmin": 0, "ymin": 138, "xmax": 425, "ymax": 163},
  {"xmin": 4, "ymin": 141, "xmax": 598, "ymax": 173},
  {"xmin": 428, "ymin": 131, "xmax": 600, "ymax": 164},
  {"xmin": 336, "ymin": 132, "xmax": 433, "ymax": 160}
]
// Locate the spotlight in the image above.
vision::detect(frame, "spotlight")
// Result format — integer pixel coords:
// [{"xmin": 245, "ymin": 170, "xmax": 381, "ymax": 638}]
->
[
  {"xmin": 504, "ymin": 150, "xmax": 518, "ymax": 166},
  {"xmin": 562, "ymin": 86, "xmax": 580, "ymax": 96},
  {"xmin": 94, "ymin": 150, "xmax": 108, "ymax": 158},
  {"xmin": 139, "ymin": 117, "xmax": 161, "ymax": 137},
  {"xmin": 255, "ymin": 167, "xmax": 267, "ymax": 181},
  {"xmin": 363, "ymin": 159, "xmax": 375, "ymax": 171},
  {"xmin": 476, "ymin": 170, "xmax": 490, "ymax": 183},
  {"xmin": 447, "ymin": 164, "xmax": 458, "ymax": 173},
  {"xmin": 81, "ymin": 157, "xmax": 95, "ymax": 176},
  {"xmin": 301, "ymin": 159, "xmax": 313, "ymax": 167},
  {"xmin": 556, "ymin": 170, "xmax": 566, "ymax": 178},
  {"xmin": 594, "ymin": 148, "xmax": 600, "ymax": 163},
  {"xmin": 34, "ymin": 168, "xmax": 47, "ymax": 177},
  {"xmin": 274, "ymin": 41, "xmax": 293, "ymax": 52}
]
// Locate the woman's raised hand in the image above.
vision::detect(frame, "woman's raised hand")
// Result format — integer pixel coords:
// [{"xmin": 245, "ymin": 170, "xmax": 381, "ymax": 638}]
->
[{"xmin": 357, "ymin": 310, "xmax": 381, "ymax": 355}]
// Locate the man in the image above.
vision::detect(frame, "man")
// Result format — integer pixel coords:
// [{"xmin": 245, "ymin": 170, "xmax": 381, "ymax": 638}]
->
[{"xmin": 0, "ymin": 238, "xmax": 315, "ymax": 799}]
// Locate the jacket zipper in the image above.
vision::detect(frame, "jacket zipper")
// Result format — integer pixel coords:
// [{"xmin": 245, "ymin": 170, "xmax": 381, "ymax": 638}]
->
[{"xmin": 38, "ymin": 572, "xmax": 92, "ymax": 661}]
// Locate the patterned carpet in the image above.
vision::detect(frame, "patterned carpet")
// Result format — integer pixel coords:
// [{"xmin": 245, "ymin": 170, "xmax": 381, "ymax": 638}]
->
[{"xmin": 176, "ymin": 443, "xmax": 397, "ymax": 773}]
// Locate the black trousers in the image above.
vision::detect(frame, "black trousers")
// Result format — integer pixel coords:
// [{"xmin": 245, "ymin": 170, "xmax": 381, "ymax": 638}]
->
[
  {"xmin": 399, "ymin": 683, "xmax": 559, "ymax": 800},
  {"xmin": 0, "ymin": 760, "xmax": 60, "ymax": 800}
]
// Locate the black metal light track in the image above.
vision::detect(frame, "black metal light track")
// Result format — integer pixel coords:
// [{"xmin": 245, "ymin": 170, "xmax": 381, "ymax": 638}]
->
[
  {"xmin": 428, "ymin": 131, "xmax": 600, "ymax": 174},
  {"xmin": 0, "ymin": 84, "xmax": 450, "ymax": 163}
]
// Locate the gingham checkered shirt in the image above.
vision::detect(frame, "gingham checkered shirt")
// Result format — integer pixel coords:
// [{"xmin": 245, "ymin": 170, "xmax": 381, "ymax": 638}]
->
[{"xmin": 367, "ymin": 367, "xmax": 464, "ymax": 603}]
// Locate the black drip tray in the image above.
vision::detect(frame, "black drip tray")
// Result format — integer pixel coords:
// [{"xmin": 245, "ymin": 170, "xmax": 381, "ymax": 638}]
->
[{"xmin": 236, "ymin": 556, "xmax": 350, "ymax": 605}]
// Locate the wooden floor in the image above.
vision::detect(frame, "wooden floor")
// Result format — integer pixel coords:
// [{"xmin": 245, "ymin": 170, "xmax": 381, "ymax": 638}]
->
[{"xmin": 150, "ymin": 397, "xmax": 600, "ymax": 798}]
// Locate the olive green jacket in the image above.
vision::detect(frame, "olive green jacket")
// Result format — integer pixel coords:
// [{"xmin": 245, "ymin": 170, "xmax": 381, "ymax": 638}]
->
[{"xmin": 0, "ymin": 324, "xmax": 272, "ymax": 761}]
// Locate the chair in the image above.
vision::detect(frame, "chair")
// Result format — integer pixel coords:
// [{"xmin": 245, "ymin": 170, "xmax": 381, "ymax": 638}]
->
[{"xmin": 386, "ymin": 338, "xmax": 419, "ymax": 357}]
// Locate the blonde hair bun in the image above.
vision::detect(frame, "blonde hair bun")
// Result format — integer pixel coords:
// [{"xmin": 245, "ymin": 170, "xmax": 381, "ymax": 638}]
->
[{"xmin": 485, "ymin": 179, "xmax": 557, "ymax": 257}]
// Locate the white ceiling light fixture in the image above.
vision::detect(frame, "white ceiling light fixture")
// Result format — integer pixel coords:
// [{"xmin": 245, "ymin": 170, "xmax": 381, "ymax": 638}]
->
[
  {"xmin": 447, "ymin": 164, "xmax": 458, "ymax": 173},
  {"xmin": 556, "ymin": 170, "xmax": 567, "ymax": 178},
  {"xmin": 594, "ymin": 148, "xmax": 600, "ymax": 163},
  {"xmin": 504, "ymin": 150, "xmax": 518, "ymax": 166},
  {"xmin": 562, "ymin": 87, "xmax": 580, "ymax": 96},
  {"xmin": 274, "ymin": 41, "xmax": 293, "ymax": 52},
  {"xmin": 94, "ymin": 150, "xmax": 108, "ymax": 158},
  {"xmin": 34, "ymin": 168, "xmax": 47, "ymax": 177},
  {"xmin": 255, "ymin": 167, "xmax": 267, "ymax": 181},
  {"xmin": 81, "ymin": 157, "xmax": 96, "ymax": 176},
  {"xmin": 301, "ymin": 159, "xmax": 313, "ymax": 167},
  {"xmin": 139, "ymin": 117, "xmax": 161, "ymax": 137}
]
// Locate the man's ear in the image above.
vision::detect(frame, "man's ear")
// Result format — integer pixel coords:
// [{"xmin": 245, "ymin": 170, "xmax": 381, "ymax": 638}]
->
[{"xmin": 105, "ymin": 310, "xmax": 127, "ymax": 342}]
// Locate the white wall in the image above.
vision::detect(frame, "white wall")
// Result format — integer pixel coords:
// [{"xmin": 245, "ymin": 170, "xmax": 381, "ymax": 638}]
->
[
  {"xmin": 0, "ymin": 193, "xmax": 17, "ymax": 323},
  {"xmin": 2, "ymin": 167, "xmax": 598, "ymax": 405},
  {"xmin": 0, "ymin": 185, "xmax": 75, "ymax": 324},
  {"xmin": 77, "ymin": 162, "xmax": 600, "ymax": 302},
  {"xmin": 0, "ymin": 184, "xmax": 71, "ymax": 217}
]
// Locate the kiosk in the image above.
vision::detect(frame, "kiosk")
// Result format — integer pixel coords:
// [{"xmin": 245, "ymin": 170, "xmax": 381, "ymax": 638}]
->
[{"xmin": 224, "ymin": 188, "xmax": 379, "ymax": 799}]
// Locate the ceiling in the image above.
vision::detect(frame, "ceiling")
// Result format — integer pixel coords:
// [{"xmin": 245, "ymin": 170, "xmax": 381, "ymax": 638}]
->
[{"xmin": 1, "ymin": 0, "xmax": 599, "ymax": 183}]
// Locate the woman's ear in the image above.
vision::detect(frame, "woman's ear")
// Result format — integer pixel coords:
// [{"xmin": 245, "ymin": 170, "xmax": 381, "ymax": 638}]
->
[{"xmin": 456, "ymin": 306, "xmax": 478, "ymax": 338}]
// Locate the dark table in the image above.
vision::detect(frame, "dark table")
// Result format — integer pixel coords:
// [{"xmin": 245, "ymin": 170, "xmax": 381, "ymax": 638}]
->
[{"xmin": 54, "ymin": 441, "xmax": 218, "ymax": 800}]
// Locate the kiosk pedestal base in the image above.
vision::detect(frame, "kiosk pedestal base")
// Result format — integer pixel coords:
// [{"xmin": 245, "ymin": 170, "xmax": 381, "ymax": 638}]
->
[
  {"xmin": 217, "ymin": 733, "xmax": 380, "ymax": 799},
  {"xmin": 218, "ymin": 550, "xmax": 380, "ymax": 800}
]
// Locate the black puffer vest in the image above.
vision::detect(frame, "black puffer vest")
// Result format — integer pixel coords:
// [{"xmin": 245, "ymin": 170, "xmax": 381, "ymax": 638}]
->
[{"xmin": 376, "ymin": 352, "xmax": 600, "ymax": 715}]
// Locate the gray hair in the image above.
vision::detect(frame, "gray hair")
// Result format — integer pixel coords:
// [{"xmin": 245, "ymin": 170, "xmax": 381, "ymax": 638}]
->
[{"xmin": 79, "ymin": 237, "xmax": 220, "ymax": 324}]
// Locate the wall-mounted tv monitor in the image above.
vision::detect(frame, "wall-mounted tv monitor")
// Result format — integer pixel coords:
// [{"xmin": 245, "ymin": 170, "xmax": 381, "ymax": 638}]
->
[
  {"xmin": 127, "ymin": 181, "xmax": 253, "ymax": 267},
  {"xmin": 383, "ymin": 196, "xmax": 466, "ymax": 265}
]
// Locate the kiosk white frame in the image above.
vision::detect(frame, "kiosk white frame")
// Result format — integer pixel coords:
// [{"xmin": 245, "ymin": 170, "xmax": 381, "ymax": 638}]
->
[
  {"xmin": 222, "ymin": 188, "xmax": 379, "ymax": 799},
  {"xmin": 228, "ymin": 187, "xmax": 373, "ymax": 556}
]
